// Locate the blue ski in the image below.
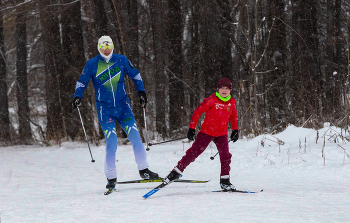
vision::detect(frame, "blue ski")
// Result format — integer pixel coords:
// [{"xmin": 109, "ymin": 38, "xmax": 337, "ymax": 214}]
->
[{"xmin": 142, "ymin": 179, "xmax": 173, "ymax": 199}]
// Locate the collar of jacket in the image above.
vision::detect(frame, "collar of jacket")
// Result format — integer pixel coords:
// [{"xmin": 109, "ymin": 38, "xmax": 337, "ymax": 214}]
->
[
  {"xmin": 97, "ymin": 47, "xmax": 114, "ymax": 63},
  {"xmin": 215, "ymin": 92, "xmax": 231, "ymax": 102}
]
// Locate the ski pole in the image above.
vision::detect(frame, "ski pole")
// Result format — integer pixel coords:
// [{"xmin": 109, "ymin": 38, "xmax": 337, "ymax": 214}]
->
[
  {"xmin": 210, "ymin": 139, "xmax": 233, "ymax": 160},
  {"xmin": 148, "ymin": 137, "xmax": 188, "ymax": 147},
  {"xmin": 210, "ymin": 152, "xmax": 219, "ymax": 160},
  {"xmin": 77, "ymin": 107, "xmax": 95, "ymax": 163},
  {"xmin": 143, "ymin": 107, "xmax": 150, "ymax": 151}
]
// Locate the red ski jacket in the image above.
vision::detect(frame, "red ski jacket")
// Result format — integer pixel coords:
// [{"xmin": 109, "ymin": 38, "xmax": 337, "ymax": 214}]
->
[{"xmin": 189, "ymin": 93, "xmax": 238, "ymax": 137}]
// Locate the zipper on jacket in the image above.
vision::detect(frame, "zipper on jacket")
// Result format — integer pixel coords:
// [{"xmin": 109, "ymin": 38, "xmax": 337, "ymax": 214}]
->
[
  {"xmin": 98, "ymin": 88, "xmax": 100, "ymax": 101},
  {"xmin": 100, "ymin": 106, "xmax": 103, "ymax": 121},
  {"xmin": 107, "ymin": 62, "xmax": 116, "ymax": 107}
]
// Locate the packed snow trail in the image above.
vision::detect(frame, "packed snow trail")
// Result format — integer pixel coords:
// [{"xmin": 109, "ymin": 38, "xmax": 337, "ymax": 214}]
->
[{"xmin": 0, "ymin": 125, "xmax": 349, "ymax": 222}]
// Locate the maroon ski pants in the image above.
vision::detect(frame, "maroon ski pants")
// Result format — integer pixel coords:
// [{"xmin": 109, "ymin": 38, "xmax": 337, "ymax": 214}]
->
[{"xmin": 176, "ymin": 132, "xmax": 232, "ymax": 177}]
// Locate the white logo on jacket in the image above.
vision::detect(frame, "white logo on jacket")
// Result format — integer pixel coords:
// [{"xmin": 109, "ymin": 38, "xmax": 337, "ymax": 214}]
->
[
  {"xmin": 215, "ymin": 103, "xmax": 225, "ymax": 109},
  {"xmin": 75, "ymin": 81, "xmax": 85, "ymax": 90}
]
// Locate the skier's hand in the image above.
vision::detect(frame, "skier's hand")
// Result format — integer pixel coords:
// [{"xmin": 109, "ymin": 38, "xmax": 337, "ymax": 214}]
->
[
  {"xmin": 230, "ymin": 130, "xmax": 239, "ymax": 142},
  {"xmin": 187, "ymin": 128, "xmax": 196, "ymax": 141},
  {"xmin": 138, "ymin": 91, "xmax": 148, "ymax": 108},
  {"xmin": 72, "ymin": 97, "xmax": 82, "ymax": 109}
]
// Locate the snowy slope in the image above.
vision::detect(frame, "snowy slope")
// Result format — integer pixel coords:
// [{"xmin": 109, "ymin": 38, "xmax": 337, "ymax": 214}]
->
[{"xmin": 0, "ymin": 125, "xmax": 349, "ymax": 223}]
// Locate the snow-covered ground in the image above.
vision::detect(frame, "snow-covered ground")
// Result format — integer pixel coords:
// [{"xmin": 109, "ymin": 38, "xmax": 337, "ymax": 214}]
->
[{"xmin": 1, "ymin": 125, "xmax": 349, "ymax": 222}]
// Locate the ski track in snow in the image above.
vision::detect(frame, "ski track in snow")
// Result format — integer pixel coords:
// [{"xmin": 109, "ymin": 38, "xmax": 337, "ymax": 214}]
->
[{"xmin": 0, "ymin": 125, "xmax": 349, "ymax": 222}]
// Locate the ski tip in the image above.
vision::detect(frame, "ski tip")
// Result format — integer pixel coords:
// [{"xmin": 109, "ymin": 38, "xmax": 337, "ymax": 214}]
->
[
  {"xmin": 212, "ymin": 188, "xmax": 263, "ymax": 193},
  {"xmin": 142, "ymin": 189, "xmax": 159, "ymax": 199},
  {"xmin": 243, "ymin": 189, "xmax": 264, "ymax": 193},
  {"xmin": 104, "ymin": 188, "xmax": 116, "ymax": 195},
  {"xmin": 142, "ymin": 194, "xmax": 151, "ymax": 199},
  {"xmin": 242, "ymin": 189, "xmax": 263, "ymax": 193}
]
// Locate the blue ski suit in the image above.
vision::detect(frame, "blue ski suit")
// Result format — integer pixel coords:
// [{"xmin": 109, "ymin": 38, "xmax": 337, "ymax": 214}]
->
[{"xmin": 74, "ymin": 53, "xmax": 148, "ymax": 180}]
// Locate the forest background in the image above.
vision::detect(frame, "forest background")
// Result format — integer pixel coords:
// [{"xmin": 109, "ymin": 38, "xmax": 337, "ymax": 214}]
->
[{"xmin": 0, "ymin": 0, "xmax": 350, "ymax": 146}]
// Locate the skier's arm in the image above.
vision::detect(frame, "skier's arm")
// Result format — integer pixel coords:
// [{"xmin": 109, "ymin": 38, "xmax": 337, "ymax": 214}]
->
[
  {"xmin": 189, "ymin": 96, "xmax": 214, "ymax": 129},
  {"xmin": 229, "ymin": 99, "xmax": 239, "ymax": 130},
  {"xmin": 123, "ymin": 56, "xmax": 145, "ymax": 93},
  {"xmin": 74, "ymin": 61, "xmax": 93, "ymax": 99}
]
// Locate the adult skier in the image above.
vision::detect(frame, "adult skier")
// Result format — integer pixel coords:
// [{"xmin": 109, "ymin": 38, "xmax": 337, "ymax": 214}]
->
[
  {"xmin": 72, "ymin": 36, "xmax": 159, "ymax": 190},
  {"xmin": 163, "ymin": 78, "xmax": 239, "ymax": 190}
]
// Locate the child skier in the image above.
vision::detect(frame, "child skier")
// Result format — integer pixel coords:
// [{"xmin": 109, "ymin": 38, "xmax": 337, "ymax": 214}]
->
[{"xmin": 163, "ymin": 78, "xmax": 239, "ymax": 190}]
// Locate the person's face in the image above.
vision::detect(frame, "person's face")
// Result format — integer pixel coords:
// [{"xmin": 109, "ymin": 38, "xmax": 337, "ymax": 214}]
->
[
  {"xmin": 100, "ymin": 47, "xmax": 112, "ymax": 56},
  {"xmin": 99, "ymin": 43, "xmax": 113, "ymax": 56},
  {"xmin": 218, "ymin": 86, "xmax": 231, "ymax": 98}
]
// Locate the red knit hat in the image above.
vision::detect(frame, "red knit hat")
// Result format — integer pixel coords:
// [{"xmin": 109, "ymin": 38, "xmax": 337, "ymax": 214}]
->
[{"xmin": 217, "ymin": 78, "xmax": 232, "ymax": 91}]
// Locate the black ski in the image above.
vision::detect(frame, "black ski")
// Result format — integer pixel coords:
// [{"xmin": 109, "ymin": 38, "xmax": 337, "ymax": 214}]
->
[
  {"xmin": 212, "ymin": 189, "xmax": 263, "ymax": 193},
  {"xmin": 117, "ymin": 178, "xmax": 163, "ymax": 184},
  {"xmin": 104, "ymin": 188, "xmax": 116, "ymax": 195},
  {"xmin": 117, "ymin": 178, "xmax": 209, "ymax": 184}
]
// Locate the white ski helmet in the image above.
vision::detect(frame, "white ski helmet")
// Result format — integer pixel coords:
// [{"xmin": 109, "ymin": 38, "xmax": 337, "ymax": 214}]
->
[{"xmin": 98, "ymin": 35, "xmax": 113, "ymax": 46}]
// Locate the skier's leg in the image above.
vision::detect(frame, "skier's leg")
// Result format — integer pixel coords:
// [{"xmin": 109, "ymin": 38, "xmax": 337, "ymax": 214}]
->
[
  {"xmin": 213, "ymin": 135, "xmax": 232, "ymax": 178},
  {"xmin": 117, "ymin": 107, "xmax": 148, "ymax": 170},
  {"xmin": 176, "ymin": 132, "xmax": 214, "ymax": 172},
  {"xmin": 98, "ymin": 112, "xmax": 118, "ymax": 180}
]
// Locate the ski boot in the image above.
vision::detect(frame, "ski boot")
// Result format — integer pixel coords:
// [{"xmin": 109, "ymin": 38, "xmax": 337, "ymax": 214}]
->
[
  {"xmin": 163, "ymin": 167, "xmax": 182, "ymax": 183},
  {"xmin": 106, "ymin": 178, "xmax": 117, "ymax": 189},
  {"xmin": 220, "ymin": 178, "xmax": 236, "ymax": 191},
  {"xmin": 139, "ymin": 168, "xmax": 159, "ymax": 180}
]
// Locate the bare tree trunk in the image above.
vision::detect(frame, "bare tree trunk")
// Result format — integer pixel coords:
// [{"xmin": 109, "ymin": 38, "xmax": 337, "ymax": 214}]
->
[
  {"xmin": 266, "ymin": 0, "xmax": 287, "ymax": 131},
  {"xmin": 290, "ymin": 0, "xmax": 301, "ymax": 121},
  {"xmin": 325, "ymin": 0, "xmax": 335, "ymax": 116},
  {"xmin": 333, "ymin": 0, "xmax": 342, "ymax": 115},
  {"xmin": 0, "ymin": 7, "xmax": 10, "ymax": 143},
  {"xmin": 81, "ymin": 0, "xmax": 98, "ymax": 59},
  {"xmin": 80, "ymin": 0, "xmax": 102, "ymax": 144},
  {"xmin": 16, "ymin": 11, "xmax": 32, "ymax": 144},
  {"xmin": 300, "ymin": 0, "xmax": 322, "ymax": 120},
  {"xmin": 60, "ymin": 0, "xmax": 87, "ymax": 140},
  {"xmin": 148, "ymin": 0, "xmax": 167, "ymax": 137},
  {"xmin": 168, "ymin": 0, "xmax": 184, "ymax": 133},
  {"xmin": 216, "ymin": 0, "xmax": 233, "ymax": 79},
  {"xmin": 40, "ymin": 0, "xmax": 64, "ymax": 144},
  {"xmin": 93, "ymin": 0, "xmax": 109, "ymax": 36},
  {"xmin": 109, "ymin": 0, "xmax": 126, "ymax": 55},
  {"xmin": 189, "ymin": 1, "xmax": 200, "ymax": 112},
  {"xmin": 126, "ymin": 0, "xmax": 143, "ymax": 134}
]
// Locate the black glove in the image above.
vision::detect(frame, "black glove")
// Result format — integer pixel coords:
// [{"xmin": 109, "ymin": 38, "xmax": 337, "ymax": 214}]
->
[
  {"xmin": 187, "ymin": 128, "xmax": 196, "ymax": 141},
  {"xmin": 138, "ymin": 91, "xmax": 148, "ymax": 108},
  {"xmin": 72, "ymin": 97, "xmax": 82, "ymax": 109},
  {"xmin": 230, "ymin": 130, "xmax": 239, "ymax": 142}
]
